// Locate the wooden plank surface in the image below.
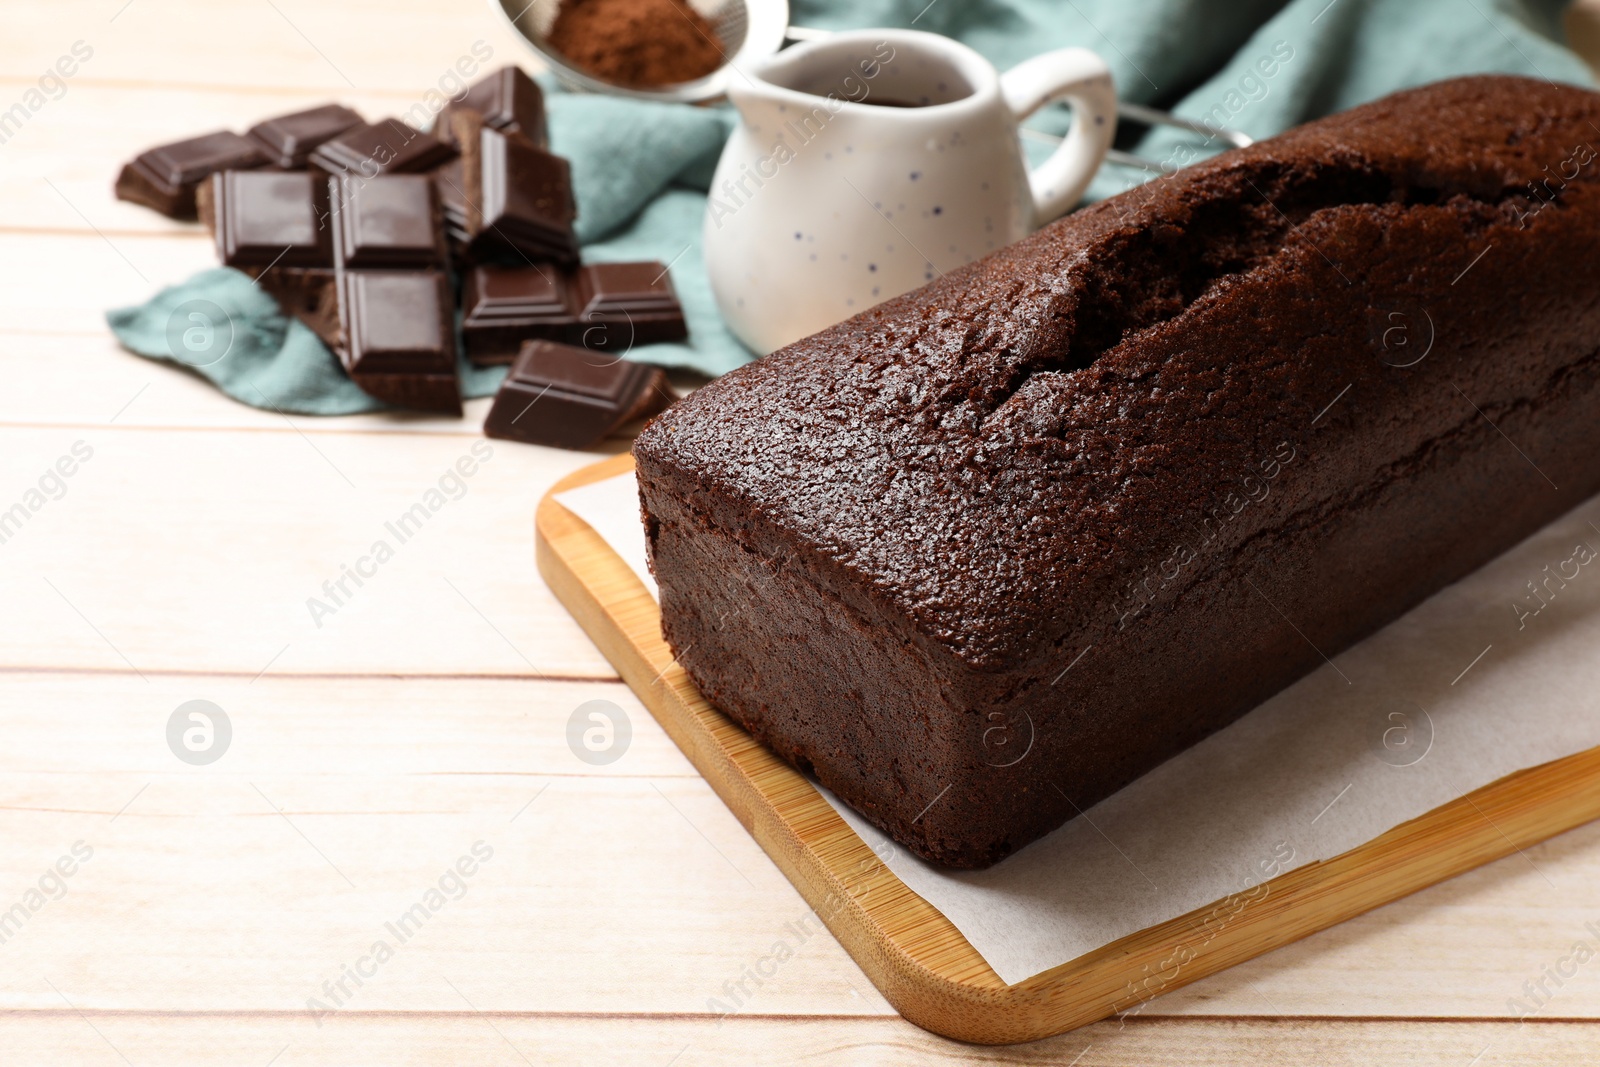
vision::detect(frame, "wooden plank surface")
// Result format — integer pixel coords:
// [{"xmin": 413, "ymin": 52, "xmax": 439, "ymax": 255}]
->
[
  {"xmin": 8, "ymin": 1015, "xmax": 1600, "ymax": 1067},
  {"xmin": 0, "ymin": 425, "xmax": 619, "ymax": 677},
  {"xmin": 7, "ymin": 0, "xmax": 1600, "ymax": 1059}
]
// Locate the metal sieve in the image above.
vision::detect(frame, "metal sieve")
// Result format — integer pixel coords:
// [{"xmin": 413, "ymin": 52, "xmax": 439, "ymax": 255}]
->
[{"xmin": 489, "ymin": 0, "xmax": 800, "ymax": 104}]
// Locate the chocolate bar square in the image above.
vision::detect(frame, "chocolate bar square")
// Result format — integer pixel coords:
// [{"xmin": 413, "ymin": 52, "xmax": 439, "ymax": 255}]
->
[
  {"xmin": 483, "ymin": 340, "xmax": 671, "ymax": 449},
  {"xmin": 448, "ymin": 108, "xmax": 578, "ymax": 268},
  {"xmin": 203, "ymin": 170, "xmax": 333, "ymax": 269},
  {"xmin": 461, "ymin": 265, "xmax": 574, "ymax": 364},
  {"xmin": 115, "ymin": 130, "xmax": 269, "ymax": 219},
  {"xmin": 571, "ymin": 262, "xmax": 688, "ymax": 349},
  {"xmin": 337, "ymin": 270, "xmax": 456, "ymax": 375},
  {"xmin": 440, "ymin": 65, "xmax": 547, "ymax": 148},
  {"xmin": 331, "ymin": 174, "xmax": 446, "ymax": 269},
  {"xmin": 247, "ymin": 104, "xmax": 365, "ymax": 169},
  {"xmin": 309, "ymin": 118, "xmax": 456, "ymax": 178},
  {"xmin": 336, "ymin": 270, "xmax": 461, "ymax": 414},
  {"xmin": 476, "ymin": 129, "xmax": 577, "ymax": 264}
]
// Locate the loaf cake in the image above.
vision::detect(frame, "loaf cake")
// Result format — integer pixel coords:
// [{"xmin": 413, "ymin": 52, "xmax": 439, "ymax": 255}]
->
[{"xmin": 633, "ymin": 76, "xmax": 1600, "ymax": 868}]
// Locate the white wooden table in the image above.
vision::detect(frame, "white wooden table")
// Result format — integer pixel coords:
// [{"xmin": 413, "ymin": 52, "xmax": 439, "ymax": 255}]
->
[{"xmin": 6, "ymin": 2, "xmax": 1600, "ymax": 1062}]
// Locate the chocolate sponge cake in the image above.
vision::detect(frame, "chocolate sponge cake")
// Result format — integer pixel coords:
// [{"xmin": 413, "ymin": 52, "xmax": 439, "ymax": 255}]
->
[{"xmin": 634, "ymin": 76, "xmax": 1600, "ymax": 868}]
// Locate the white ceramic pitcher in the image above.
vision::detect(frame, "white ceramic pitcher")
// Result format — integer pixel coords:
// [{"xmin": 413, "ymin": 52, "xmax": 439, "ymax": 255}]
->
[{"xmin": 702, "ymin": 29, "xmax": 1117, "ymax": 354}]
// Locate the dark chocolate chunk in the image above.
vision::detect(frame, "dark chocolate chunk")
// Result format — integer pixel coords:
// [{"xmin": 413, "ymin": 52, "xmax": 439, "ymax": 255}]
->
[
  {"xmin": 440, "ymin": 66, "xmax": 547, "ymax": 148},
  {"xmin": 201, "ymin": 170, "xmax": 333, "ymax": 269},
  {"xmin": 433, "ymin": 159, "xmax": 466, "ymax": 221},
  {"xmin": 309, "ymin": 118, "xmax": 456, "ymax": 178},
  {"xmin": 438, "ymin": 110, "xmax": 487, "ymax": 258},
  {"xmin": 449, "ymin": 109, "xmax": 578, "ymax": 268},
  {"xmin": 476, "ymin": 128, "xmax": 578, "ymax": 264},
  {"xmin": 331, "ymin": 174, "xmax": 446, "ymax": 269},
  {"xmin": 432, "ymin": 158, "xmax": 471, "ymax": 245},
  {"xmin": 571, "ymin": 261, "xmax": 688, "ymax": 350},
  {"xmin": 247, "ymin": 104, "xmax": 364, "ymax": 168},
  {"xmin": 461, "ymin": 261, "xmax": 687, "ymax": 364},
  {"xmin": 346, "ymin": 371, "xmax": 463, "ymax": 415},
  {"xmin": 337, "ymin": 270, "xmax": 456, "ymax": 374},
  {"xmin": 461, "ymin": 265, "xmax": 574, "ymax": 365},
  {"xmin": 337, "ymin": 270, "xmax": 461, "ymax": 414},
  {"xmin": 483, "ymin": 340, "xmax": 670, "ymax": 449},
  {"xmin": 254, "ymin": 267, "xmax": 340, "ymax": 346},
  {"xmin": 115, "ymin": 130, "xmax": 269, "ymax": 219}
]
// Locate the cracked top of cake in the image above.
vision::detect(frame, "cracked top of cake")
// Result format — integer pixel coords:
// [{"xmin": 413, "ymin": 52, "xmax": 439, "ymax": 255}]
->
[{"xmin": 635, "ymin": 76, "xmax": 1600, "ymax": 671}]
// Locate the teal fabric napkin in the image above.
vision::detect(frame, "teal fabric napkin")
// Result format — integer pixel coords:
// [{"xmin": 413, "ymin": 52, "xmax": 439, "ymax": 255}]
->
[
  {"xmin": 105, "ymin": 267, "xmax": 507, "ymax": 415},
  {"xmin": 108, "ymin": 0, "xmax": 1593, "ymax": 415}
]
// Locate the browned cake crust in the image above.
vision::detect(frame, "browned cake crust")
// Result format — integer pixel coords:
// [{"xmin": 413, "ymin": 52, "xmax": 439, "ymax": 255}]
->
[{"xmin": 634, "ymin": 75, "xmax": 1600, "ymax": 868}]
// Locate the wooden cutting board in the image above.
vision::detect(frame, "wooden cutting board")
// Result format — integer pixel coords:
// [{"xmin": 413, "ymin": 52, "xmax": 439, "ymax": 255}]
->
[{"xmin": 536, "ymin": 451, "xmax": 1600, "ymax": 1045}]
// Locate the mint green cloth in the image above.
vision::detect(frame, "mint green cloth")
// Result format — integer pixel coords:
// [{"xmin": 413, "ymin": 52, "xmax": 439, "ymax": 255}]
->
[
  {"xmin": 105, "ymin": 267, "xmax": 507, "ymax": 415},
  {"xmin": 108, "ymin": 0, "xmax": 1593, "ymax": 415}
]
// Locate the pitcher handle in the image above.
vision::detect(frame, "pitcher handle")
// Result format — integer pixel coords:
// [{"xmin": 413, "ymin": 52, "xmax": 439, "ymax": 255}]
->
[{"xmin": 1000, "ymin": 48, "xmax": 1118, "ymax": 228}]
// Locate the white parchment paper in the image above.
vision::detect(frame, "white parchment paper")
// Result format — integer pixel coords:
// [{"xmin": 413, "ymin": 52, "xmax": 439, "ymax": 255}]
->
[
  {"xmin": 554, "ymin": 475, "xmax": 657, "ymax": 596},
  {"xmin": 556, "ymin": 472, "xmax": 1600, "ymax": 985}
]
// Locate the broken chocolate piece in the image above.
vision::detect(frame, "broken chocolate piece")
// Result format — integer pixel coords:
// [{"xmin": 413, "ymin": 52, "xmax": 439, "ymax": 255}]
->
[
  {"xmin": 201, "ymin": 170, "xmax": 333, "ymax": 269},
  {"xmin": 432, "ymin": 157, "xmax": 471, "ymax": 249},
  {"xmin": 246, "ymin": 104, "xmax": 364, "ymax": 168},
  {"xmin": 337, "ymin": 270, "xmax": 461, "ymax": 414},
  {"xmin": 483, "ymin": 339, "xmax": 671, "ymax": 449},
  {"xmin": 195, "ymin": 169, "xmax": 338, "ymax": 342},
  {"xmin": 448, "ymin": 108, "xmax": 578, "ymax": 268},
  {"xmin": 460, "ymin": 261, "xmax": 687, "ymax": 364},
  {"xmin": 115, "ymin": 130, "xmax": 269, "ymax": 219},
  {"xmin": 309, "ymin": 118, "xmax": 456, "ymax": 178},
  {"xmin": 475, "ymin": 128, "xmax": 578, "ymax": 265},
  {"xmin": 438, "ymin": 65, "xmax": 547, "ymax": 148},
  {"xmin": 337, "ymin": 270, "xmax": 456, "ymax": 374},
  {"xmin": 570, "ymin": 261, "xmax": 688, "ymax": 350},
  {"xmin": 460, "ymin": 265, "xmax": 574, "ymax": 365},
  {"xmin": 331, "ymin": 173, "xmax": 447, "ymax": 269},
  {"xmin": 255, "ymin": 267, "xmax": 340, "ymax": 346},
  {"xmin": 345, "ymin": 371, "xmax": 463, "ymax": 414}
]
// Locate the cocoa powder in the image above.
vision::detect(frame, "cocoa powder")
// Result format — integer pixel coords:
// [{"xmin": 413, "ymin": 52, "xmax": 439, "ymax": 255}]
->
[{"xmin": 549, "ymin": 0, "xmax": 726, "ymax": 89}]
